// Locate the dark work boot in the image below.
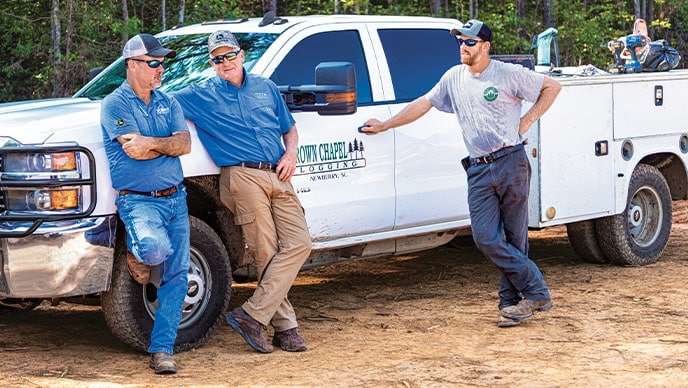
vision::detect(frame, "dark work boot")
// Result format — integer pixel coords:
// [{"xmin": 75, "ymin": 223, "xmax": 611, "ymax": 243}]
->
[
  {"xmin": 273, "ymin": 328, "xmax": 307, "ymax": 352},
  {"xmin": 226, "ymin": 307, "xmax": 273, "ymax": 353},
  {"xmin": 500, "ymin": 298, "xmax": 553, "ymax": 320}
]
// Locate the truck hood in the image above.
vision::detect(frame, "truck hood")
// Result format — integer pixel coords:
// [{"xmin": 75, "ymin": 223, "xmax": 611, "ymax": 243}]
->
[{"xmin": 0, "ymin": 98, "xmax": 102, "ymax": 145}]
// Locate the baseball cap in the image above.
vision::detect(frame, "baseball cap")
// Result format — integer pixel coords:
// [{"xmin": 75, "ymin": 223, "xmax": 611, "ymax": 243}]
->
[
  {"xmin": 208, "ymin": 30, "xmax": 240, "ymax": 54},
  {"xmin": 122, "ymin": 34, "xmax": 176, "ymax": 59},
  {"xmin": 450, "ymin": 19, "xmax": 493, "ymax": 42}
]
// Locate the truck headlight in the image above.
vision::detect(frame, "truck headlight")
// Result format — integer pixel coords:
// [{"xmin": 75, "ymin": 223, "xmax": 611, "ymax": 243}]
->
[
  {"xmin": 5, "ymin": 188, "xmax": 80, "ymax": 211},
  {"xmin": 0, "ymin": 142, "xmax": 96, "ymax": 236},
  {"xmin": 4, "ymin": 152, "xmax": 78, "ymax": 173}
]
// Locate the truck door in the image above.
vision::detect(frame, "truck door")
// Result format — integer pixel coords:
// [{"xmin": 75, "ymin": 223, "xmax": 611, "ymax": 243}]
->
[
  {"xmin": 266, "ymin": 25, "xmax": 395, "ymax": 240},
  {"xmin": 373, "ymin": 26, "xmax": 471, "ymax": 229}
]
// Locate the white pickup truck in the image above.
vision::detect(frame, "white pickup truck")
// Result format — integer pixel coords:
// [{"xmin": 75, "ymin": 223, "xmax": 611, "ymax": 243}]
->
[{"xmin": 1, "ymin": 13, "xmax": 686, "ymax": 352}]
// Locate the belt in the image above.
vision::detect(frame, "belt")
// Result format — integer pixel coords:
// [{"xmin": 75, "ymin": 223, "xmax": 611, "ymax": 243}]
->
[
  {"xmin": 467, "ymin": 143, "xmax": 524, "ymax": 167},
  {"xmin": 239, "ymin": 161, "xmax": 277, "ymax": 172},
  {"xmin": 119, "ymin": 185, "xmax": 178, "ymax": 198}
]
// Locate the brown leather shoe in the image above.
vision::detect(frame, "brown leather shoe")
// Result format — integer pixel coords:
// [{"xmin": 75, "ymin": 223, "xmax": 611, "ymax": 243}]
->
[
  {"xmin": 226, "ymin": 307, "xmax": 273, "ymax": 353},
  {"xmin": 126, "ymin": 251, "xmax": 150, "ymax": 285},
  {"xmin": 273, "ymin": 328, "xmax": 307, "ymax": 352},
  {"xmin": 149, "ymin": 352, "xmax": 177, "ymax": 374},
  {"xmin": 500, "ymin": 298, "xmax": 553, "ymax": 320},
  {"xmin": 498, "ymin": 313, "xmax": 521, "ymax": 328}
]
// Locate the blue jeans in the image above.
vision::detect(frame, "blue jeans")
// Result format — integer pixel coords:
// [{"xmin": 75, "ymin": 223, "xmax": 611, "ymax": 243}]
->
[
  {"xmin": 116, "ymin": 186, "xmax": 190, "ymax": 354},
  {"xmin": 466, "ymin": 149, "xmax": 550, "ymax": 309}
]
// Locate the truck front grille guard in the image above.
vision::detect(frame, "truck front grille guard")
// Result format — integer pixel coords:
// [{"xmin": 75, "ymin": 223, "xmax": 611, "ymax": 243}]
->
[{"xmin": 0, "ymin": 145, "xmax": 97, "ymax": 237}]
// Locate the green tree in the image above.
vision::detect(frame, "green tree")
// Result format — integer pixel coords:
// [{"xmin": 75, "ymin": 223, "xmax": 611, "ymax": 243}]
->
[{"xmin": 1, "ymin": 0, "xmax": 686, "ymax": 103}]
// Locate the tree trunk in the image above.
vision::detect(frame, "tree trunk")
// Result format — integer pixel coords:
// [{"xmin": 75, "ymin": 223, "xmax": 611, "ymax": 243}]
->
[
  {"xmin": 543, "ymin": 0, "xmax": 553, "ymax": 28},
  {"xmin": 267, "ymin": 0, "xmax": 277, "ymax": 13},
  {"xmin": 516, "ymin": 0, "xmax": 527, "ymax": 40},
  {"xmin": 121, "ymin": 0, "xmax": 129, "ymax": 42},
  {"xmin": 162, "ymin": 0, "xmax": 166, "ymax": 31},
  {"xmin": 62, "ymin": 0, "xmax": 74, "ymax": 97},
  {"xmin": 429, "ymin": 0, "xmax": 441, "ymax": 16},
  {"xmin": 469, "ymin": 0, "xmax": 478, "ymax": 19},
  {"xmin": 334, "ymin": 0, "xmax": 340, "ymax": 14},
  {"xmin": 178, "ymin": 0, "xmax": 186, "ymax": 25},
  {"xmin": 51, "ymin": 0, "xmax": 61, "ymax": 97},
  {"xmin": 647, "ymin": 0, "xmax": 654, "ymax": 39}
]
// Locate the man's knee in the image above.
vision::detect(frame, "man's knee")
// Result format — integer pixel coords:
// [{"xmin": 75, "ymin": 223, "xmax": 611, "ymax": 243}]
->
[
  {"xmin": 472, "ymin": 228, "xmax": 501, "ymax": 252},
  {"xmin": 136, "ymin": 237, "xmax": 173, "ymax": 265}
]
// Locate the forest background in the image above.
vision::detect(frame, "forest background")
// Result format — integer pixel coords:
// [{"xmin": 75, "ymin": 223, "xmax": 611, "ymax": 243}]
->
[{"xmin": 1, "ymin": 0, "xmax": 686, "ymax": 103}]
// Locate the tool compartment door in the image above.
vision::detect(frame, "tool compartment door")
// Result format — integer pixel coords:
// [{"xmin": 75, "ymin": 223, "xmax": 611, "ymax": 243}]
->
[
  {"xmin": 529, "ymin": 81, "xmax": 615, "ymax": 227},
  {"xmin": 613, "ymin": 74, "xmax": 688, "ymax": 139}
]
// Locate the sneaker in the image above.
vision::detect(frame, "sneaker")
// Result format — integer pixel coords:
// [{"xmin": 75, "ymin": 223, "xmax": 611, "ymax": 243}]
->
[
  {"xmin": 498, "ymin": 313, "xmax": 521, "ymax": 328},
  {"xmin": 127, "ymin": 251, "xmax": 150, "ymax": 285},
  {"xmin": 273, "ymin": 328, "xmax": 307, "ymax": 352},
  {"xmin": 500, "ymin": 298, "xmax": 554, "ymax": 320},
  {"xmin": 149, "ymin": 352, "xmax": 177, "ymax": 375},
  {"xmin": 226, "ymin": 307, "xmax": 273, "ymax": 353}
]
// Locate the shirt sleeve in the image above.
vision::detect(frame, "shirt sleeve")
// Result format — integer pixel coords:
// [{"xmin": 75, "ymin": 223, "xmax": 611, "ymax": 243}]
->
[
  {"xmin": 172, "ymin": 85, "xmax": 199, "ymax": 122},
  {"xmin": 425, "ymin": 66, "xmax": 458, "ymax": 114},
  {"xmin": 169, "ymin": 96, "xmax": 189, "ymax": 134},
  {"xmin": 100, "ymin": 93, "xmax": 139, "ymax": 142},
  {"xmin": 511, "ymin": 65, "xmax": 545, "ymax": 103}
]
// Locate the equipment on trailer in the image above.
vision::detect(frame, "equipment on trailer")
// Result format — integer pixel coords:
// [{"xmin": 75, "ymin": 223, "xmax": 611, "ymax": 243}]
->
[{"xmin": 607, "ymin": 34, "xmax": 646, "ymax": 74}]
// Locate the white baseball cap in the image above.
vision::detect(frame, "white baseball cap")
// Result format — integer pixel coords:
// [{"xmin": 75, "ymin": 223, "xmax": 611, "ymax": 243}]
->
[{"xmin": 122, "ymin": 34, "xmax": 176, "ymax": 59}]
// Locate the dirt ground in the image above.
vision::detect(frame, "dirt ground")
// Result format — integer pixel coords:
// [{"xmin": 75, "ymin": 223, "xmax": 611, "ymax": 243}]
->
[{"xmin": 2, "ymin": 203, "xmax": 688, "ymax": 387}]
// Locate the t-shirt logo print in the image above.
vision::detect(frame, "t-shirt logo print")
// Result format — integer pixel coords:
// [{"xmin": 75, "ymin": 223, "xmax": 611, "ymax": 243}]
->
[{"xmin": 483, "ymin": 86, "xmax": 498, "ymax": 102}]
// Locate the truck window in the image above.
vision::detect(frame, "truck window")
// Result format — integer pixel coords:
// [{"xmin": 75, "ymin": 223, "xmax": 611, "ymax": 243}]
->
[
  {"xmin": 378, "ymin": 29, "xmax": 460, "ymax": 102},
  {"xmin": 76, "ymin": 33, "xmax": 278, "ymax": 99},
  {"xmin": 270, "ymin": 30, "xmax": 372, "ymax": 104}
]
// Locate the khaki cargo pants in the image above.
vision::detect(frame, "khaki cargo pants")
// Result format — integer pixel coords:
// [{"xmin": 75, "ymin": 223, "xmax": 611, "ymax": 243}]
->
[{"xmin": 220, "ymin": 166, "xmax": 312, "ymax": 331}]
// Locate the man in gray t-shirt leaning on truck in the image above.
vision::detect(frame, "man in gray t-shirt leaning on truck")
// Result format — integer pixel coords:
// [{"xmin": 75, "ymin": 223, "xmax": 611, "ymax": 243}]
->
[{"xmin": 361, "ymin": 19, "xmax": 561, "ymax": 328}]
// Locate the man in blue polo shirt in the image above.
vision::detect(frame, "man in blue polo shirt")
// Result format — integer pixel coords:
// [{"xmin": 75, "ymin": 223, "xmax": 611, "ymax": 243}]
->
[
  {"xmin": 101, "ymin": 33, "xmax": 191, "ymax": 374},
  {"xmin": 175, "ymin": 30, "xmax": 312, "ymax": 354}
]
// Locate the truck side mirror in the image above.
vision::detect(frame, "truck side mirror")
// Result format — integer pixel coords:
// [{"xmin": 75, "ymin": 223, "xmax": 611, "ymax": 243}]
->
[
  {"xmin": 88, "ymin": 67, "xmax": 104, "ymax": 81},
  {"xmin": 279, "ymin": 62, "xmax": 357, "ymax": 115}
]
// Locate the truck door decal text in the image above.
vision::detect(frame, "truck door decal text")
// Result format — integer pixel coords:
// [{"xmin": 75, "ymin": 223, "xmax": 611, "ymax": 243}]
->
[{"xmin": 295, "ymin": 138, "xmax": 366, "ymax": 177}]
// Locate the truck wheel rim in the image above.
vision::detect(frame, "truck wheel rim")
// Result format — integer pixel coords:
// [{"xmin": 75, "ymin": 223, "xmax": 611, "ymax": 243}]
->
[
  {"xmin": 143, "ymin": 246, "xmax": 211, "ymax": 329},
  {"xmin": 627, "ymin": 185, "xmax": 662, "ymax": 248}
]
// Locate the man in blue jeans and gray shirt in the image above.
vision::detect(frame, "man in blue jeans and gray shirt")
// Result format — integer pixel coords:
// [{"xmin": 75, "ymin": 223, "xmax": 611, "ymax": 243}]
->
[
  {"xmin": 101, "ymin": 33, "xmax": 191, "ymax": 373},
  {"xmin": 362, "ymin": 20, "xmax": 561, "ymax": 327}
]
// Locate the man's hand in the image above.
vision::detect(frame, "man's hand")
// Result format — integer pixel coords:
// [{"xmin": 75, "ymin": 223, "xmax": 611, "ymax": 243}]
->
[
  {"xmin": 276, "ymin": 150, "xmax": 297, "ymax": 182},
  {"xmin": 120, "ymin": 133, "xmax": 161, "ymax": 160},
  {"xmin": 359, "ymin": 119, "xmax": 385, "ymax": 134}
]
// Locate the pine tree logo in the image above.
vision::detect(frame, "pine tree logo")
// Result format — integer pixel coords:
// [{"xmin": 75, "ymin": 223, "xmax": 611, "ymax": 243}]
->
[
  {"xmin": 483, "ymin": 86, "xmax": 498, "ymax": 102},
  {"xmin": 349, "ymin": 138, "xmax": 365, "ymax": 159}
]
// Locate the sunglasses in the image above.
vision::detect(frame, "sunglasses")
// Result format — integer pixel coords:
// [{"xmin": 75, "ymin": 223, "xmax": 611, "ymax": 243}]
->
[
  {"xmin": 211, "ymin": 50, "xmax": 241, "ymax": 64},
  {"xmin": 457, "ymin": 38, "xmax": 483, "ymax": 47},
  {"xmin": 128, "ymin": 58, "xmax": 164, "ymax": 68}
]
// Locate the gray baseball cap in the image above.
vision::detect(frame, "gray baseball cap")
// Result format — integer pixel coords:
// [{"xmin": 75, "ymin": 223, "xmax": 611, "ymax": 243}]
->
[
  {"xmin": 208, "ymin": 30, "xmax": 240, "ymax": 54},
  {"xmin": 122, "ymin": 34, "xmax": 176, "ymax": 59},
  {"xmin": 450, "ymin": 19, "xmax": 493, "ymax": 42}
]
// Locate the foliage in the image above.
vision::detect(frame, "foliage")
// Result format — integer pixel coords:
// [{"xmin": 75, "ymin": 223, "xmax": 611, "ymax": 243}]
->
[{"xmin": 0, "ymin": 0, "xmax": 686, "ymax": 102}]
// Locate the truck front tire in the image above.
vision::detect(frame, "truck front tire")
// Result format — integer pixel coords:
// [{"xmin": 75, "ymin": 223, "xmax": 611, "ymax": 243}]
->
[
  {"xmin": 101, "ymin": 215, "xmax": 232, "ymax": 353},
  {"xmin": 596, "ymin": 164, "xmax": 672, "ymax": 266}
]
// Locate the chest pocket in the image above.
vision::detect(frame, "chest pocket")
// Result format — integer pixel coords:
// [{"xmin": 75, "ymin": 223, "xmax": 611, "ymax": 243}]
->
[{"xmin": 249, "ymin": 103, "xmax": 279, "ymax": 129}]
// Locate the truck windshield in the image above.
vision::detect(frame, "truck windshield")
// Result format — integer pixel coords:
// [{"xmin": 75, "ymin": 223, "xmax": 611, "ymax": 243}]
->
[{"xmin": 75, "ymin": 32, "xmax": 279, "ymax": 99}]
